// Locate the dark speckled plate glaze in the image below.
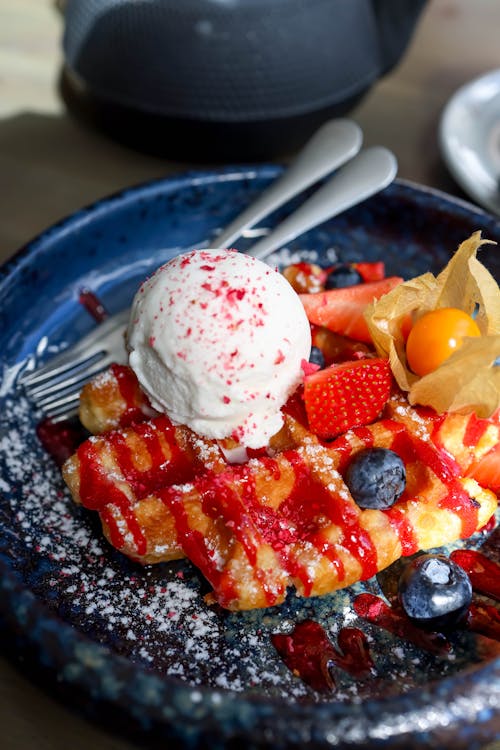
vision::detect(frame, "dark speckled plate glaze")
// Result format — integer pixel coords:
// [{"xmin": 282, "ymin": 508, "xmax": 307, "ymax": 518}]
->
[{"xmin": 1, "ymin": 167, "xmax": 500, "ymax": 750}]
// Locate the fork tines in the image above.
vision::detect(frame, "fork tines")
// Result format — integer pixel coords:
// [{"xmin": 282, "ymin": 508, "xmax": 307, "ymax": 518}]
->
[
  {"xmin": 19, "ymin": 309, "xmax": 130, "ymax": 421},
  {"xmin": 22, "ymin": 354, "xmax": 114, "ymax": 420}
]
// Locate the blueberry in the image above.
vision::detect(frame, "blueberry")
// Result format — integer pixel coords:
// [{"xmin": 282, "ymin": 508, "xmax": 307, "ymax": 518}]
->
[
  {"xmin": 398, "ymin": 554, "xmax": 472, "ymax": 630},
  {"xmin": 345, "ymin": 448, "xmax": 406, "ymax": 509},
  {"xmin": 309, "ymin": 345, "xmax": 325, "ymax": 369},
  {"xmin": 325, "ymin": 264, "xmax": 362, "ymax": 289}
]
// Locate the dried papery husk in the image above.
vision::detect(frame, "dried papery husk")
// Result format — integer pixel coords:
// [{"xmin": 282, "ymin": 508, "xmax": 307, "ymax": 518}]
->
[{"xmin": 365, "ymin": 231, "xmax": 500, "ymax": 416}]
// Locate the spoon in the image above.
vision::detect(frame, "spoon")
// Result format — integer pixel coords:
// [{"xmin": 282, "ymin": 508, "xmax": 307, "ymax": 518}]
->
[
  {"xmin": 233, "ymin": 146, "xmax": 398, "ymax": 260},
  {"xmin": 214, "ymin": 118, "xmax": 362, "ymax": 248}
]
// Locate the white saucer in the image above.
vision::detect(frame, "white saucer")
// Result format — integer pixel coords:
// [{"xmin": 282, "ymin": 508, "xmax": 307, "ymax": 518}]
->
[{"xmin": 440, "ymin": 68, "xmax": 500, "ymax": 216}]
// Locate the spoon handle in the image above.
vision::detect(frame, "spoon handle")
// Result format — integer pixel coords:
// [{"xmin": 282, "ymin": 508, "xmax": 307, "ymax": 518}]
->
[
  {"xmin": 246, "ymin": 146, "xmax": 398, "ymax": 260},
  {"xmin": 213, "ymin": 118, "xmax": 362, "ymax": 249}
]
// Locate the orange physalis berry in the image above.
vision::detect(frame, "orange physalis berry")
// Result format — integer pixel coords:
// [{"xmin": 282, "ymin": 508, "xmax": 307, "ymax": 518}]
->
[{"xmin": 406, "ymin": 307, "xmax": 481, "ymax": 376}]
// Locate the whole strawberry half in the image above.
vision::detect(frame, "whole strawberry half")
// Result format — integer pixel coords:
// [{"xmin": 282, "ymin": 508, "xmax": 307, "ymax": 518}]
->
[{"xmin": 303, "ymin": 358, "xmax": 393, "ymax": 439}]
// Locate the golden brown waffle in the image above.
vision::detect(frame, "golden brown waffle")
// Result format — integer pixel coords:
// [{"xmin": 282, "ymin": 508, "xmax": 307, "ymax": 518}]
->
[
  {"xmin": 63, "ymin": 403, "xmax": 305, "ymax": 567},
  {"xmin": 79, "ymin": 364, "xmax": 500, "ymax": 491},
  {"xmin": 63, "ymin": 383, "xmax": 498, "ymax": 611},
  {"xmin": 79, "ymin": 363, "xmax": 157, "ymax": 434}
]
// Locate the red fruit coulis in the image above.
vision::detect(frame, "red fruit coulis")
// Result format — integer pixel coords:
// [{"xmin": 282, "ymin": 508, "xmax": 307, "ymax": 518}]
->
[
  {"xmin": 271, "ymin": 620, "xmax": 372, "ymax": 693},
  {"xmin": 450, "ymin": 549, "xmax": 500, "ymax": 601},
  {"xmin": 78, "ymin": 288, "xmax": 108, "ymax": 323},
  {"xmin": 353, "ymin": 592, "xmax": 450, "ymax": 654},
  {"xmin": 36, "ymin": 364, "xmax": 148, "ymax": 467},
  {"xmin": 109, "ymin": 362, "xmax": 155, "ymax": 427},
  {"xmin": 158, "ymin": 445, "xmax": 385, "ymax": 609},
  {"xmin": 76, "ymin": 415, "xmax": 201, "ymax": 557},
  {"xmin": 274, "ymin": 550, "xmax": 500, "ymax": 693},
  {"xmin": 36, "ymin": 417, "xmax": 88, "ymax": 467}
]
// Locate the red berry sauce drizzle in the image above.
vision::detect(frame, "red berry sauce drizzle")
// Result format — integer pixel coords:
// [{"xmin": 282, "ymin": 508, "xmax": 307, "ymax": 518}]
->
[
  {"xmin": 36, "ymin": 418, "xmax": 88, "ymax": 467},
  {"xmin": 76, "ymin": 414, "xmax": 199, "ymax": 558},
  {"xmin": 450, "ymin": 548, "xmax": 500, "ymax": 642},
  {"xmin": 36, "ymin": 289, "xmax": 109, "ymax": 465},
  {"xmin": 78, "ymin": 287, "xmax": 109, "ymax": 323},
  {"xmin": 353, "ymin": 593, "xmax": 450, "ymax": 655},
  {"xmin": 271, "ymin": 415, "xmax": 500, "ymax": 693},
  {"xmin": 273, "ymin": 536, "xmax": 500, "ymax": 694},
  {"xmin": 271, "ymin": 620, "xmax": 373, "ymax": 693}
]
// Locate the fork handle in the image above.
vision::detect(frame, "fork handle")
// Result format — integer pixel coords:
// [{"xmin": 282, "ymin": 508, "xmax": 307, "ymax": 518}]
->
[
  {"xmin": 246, "ymin": 147, "xmax": 398, "ymax": 260},
  {"xmin": 212, "ymin": 119, "xmax": 362, "ymax": 249}
]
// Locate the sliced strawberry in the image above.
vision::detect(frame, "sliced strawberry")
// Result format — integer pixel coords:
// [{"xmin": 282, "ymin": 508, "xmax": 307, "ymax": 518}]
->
[
  {"xmin": 300, "ymin": 277, "xmax": 403, "ymax": 343},
  {"xmin": 303, "ymin": 358, "xmax": 393, "ymax": 439},
  {"xmin": 354, "ymin": 261, "xmax": 385, "ymax": 282},
  {"xmin": 467, "ymin": 444, "xmax": 500, "ymax": 493}
]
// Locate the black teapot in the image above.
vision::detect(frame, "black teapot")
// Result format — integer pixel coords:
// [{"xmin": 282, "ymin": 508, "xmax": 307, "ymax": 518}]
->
[{"xmin": 61, "ymin": 0, "xmax": 426, "ymax": 161}]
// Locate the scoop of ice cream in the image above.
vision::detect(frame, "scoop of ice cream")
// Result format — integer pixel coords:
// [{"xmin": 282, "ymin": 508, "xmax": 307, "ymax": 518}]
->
[{"xmin": 127, "ymin": 248, "xmax": 311, "ymax": 448}]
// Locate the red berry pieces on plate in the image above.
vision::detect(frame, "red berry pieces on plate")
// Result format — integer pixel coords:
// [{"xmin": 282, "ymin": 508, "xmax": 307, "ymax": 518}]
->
[
  {"xmin": 354, "ymin": 261, "xmax": 386, "ymax": 283},
  {"xmin": 300, "ymin": 277, "xmax": 403, "ymax": 343},
  {"xmin": 303, "ymin": 357, "xmax": 393, "ymax": 439},
  {"xmin": 282, "ymin": 262, "xmax": 325, "ymax": 294}
]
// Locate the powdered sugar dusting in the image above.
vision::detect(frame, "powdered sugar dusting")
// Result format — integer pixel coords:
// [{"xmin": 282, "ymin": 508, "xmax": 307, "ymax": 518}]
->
[{"xmin": 0, "ymin": 394, "xmax": 322, "ymax": 698}]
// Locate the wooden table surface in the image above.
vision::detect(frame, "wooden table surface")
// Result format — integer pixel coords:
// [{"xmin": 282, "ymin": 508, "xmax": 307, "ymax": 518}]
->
[{"xmin": 1, "ymin": 1, "xmax": 500, "ymax": 748}]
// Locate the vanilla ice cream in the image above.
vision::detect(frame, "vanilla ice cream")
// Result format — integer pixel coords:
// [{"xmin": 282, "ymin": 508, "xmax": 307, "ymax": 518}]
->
[{"xmin": 127, "ymin": 248, "xmax": 311, "ymax": 448}]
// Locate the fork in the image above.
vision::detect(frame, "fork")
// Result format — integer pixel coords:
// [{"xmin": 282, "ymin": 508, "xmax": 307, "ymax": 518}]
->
[{"xmin": 20, "ymin": 140, "xmax": 397, "ymax": 421}]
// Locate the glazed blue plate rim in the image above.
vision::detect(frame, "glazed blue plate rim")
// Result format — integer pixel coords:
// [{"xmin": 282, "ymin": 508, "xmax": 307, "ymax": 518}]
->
[
  {"xmin": 1, "ymin": 166, "xmax": 500, "ymax": 748},
  {"xmin": 0, "ymin": 165, "xmax": 282, "ymax": 283},
  {"xmin": 0, "ymin": 166, "xmax": 491, "ymax": 286}
]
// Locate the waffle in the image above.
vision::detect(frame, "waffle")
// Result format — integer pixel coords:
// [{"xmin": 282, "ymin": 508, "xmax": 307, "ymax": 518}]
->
[
  {"xmin": 63, "ymin": 402, "xmax": 304, "ymax": 567},
  {"xmin": 63, "ymin": 380, "xmax": 498, "ymax": 611},
  {"xmin": 79, "ymin": 364, "xmax": 500, "ymax": 491},
  {"xmin": 79, "ymin": 363, "xmax": 157, "ymax": 434}
]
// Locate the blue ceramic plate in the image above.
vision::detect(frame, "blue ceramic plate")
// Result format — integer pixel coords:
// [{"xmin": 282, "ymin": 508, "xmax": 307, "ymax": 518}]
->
[{"xmin": 1, "ymin": 167, "xmax": 500, "ymax": 750}]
